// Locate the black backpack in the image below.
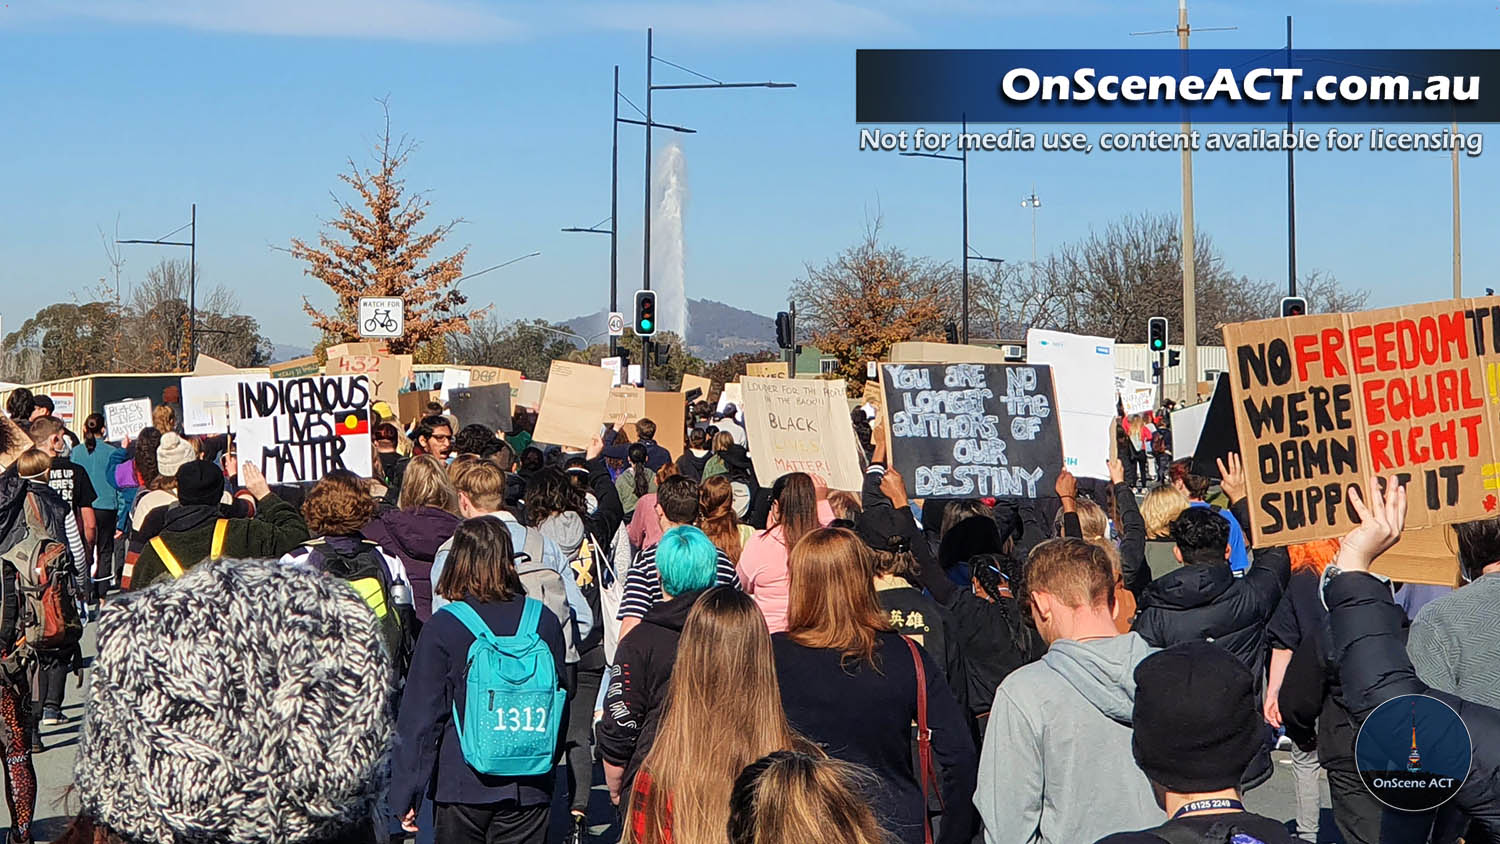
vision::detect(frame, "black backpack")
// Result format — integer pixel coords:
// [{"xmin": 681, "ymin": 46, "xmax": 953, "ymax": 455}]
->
[{"xmin": 303, "ymin": 539, "xmax": 413, "ymax": 676}]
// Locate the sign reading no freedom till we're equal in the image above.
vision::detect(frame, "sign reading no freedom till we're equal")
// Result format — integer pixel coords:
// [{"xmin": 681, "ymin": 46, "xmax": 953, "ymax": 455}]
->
[
  {"xmin": 233, "ymin": 375, "xmax": 373, "ymax": 485},
  {"xmin": 881, "ymin": 362, "xmax": 1064, "ymax": 499},
  {"xmin": 1224, "ymin": 296, "xmax": 1500, "ymax": 546}
]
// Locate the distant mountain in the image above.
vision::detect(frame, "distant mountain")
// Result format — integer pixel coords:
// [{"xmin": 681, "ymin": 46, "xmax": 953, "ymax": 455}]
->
[
  {"xmin": 563, "ymin": 298, "xmax": 778, "ymax": 360},
  {"xmin": 271, "ymin": 343, "xmax": 313, "ymax": 363}
]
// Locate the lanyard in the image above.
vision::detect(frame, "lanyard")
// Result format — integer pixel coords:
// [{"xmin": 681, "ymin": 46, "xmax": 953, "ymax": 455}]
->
[{"xmin": 1172, "ymin": 798, "xmax": 1244, "ymax": 820}]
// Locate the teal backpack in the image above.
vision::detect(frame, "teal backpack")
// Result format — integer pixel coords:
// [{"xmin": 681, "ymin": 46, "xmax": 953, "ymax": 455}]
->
[{"xmin": 440, "ymin": 598, "xmax": 567, "ymax": 777}]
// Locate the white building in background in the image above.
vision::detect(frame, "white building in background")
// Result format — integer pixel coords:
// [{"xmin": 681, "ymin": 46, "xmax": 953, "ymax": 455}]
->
[{"xmin": 1112, "ymin": 343, "xmax": 1228, "ymax": 399}]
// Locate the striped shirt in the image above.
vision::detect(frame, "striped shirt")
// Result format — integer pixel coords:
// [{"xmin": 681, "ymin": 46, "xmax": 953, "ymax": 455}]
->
[{"xmin": 617, "ymin": 543, "xmax": 740, "ymax": 620}]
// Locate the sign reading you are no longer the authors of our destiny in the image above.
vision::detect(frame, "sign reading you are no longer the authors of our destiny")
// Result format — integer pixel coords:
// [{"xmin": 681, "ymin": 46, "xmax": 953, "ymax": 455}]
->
[
  {"xmin": 234, "ymin": 375, "xmax": 373, "ymax": 484},
  {"xmin": 882, "ymin": 363, "xmax": 1063, "ymax": 499},
  {"xmin": 1225, "ymin": 297, "xmax": 1500, "ymax": 546}
]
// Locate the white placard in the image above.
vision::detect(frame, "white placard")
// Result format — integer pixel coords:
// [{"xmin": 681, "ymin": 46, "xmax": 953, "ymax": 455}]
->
[
  {"xmin": 233, "ymin": 375, "xmax": 374, "ymax": 484},
  {"xmin": 440, "ymin": 367, "xmax": 470, "ymax": 403},
  {"xmin": 181, "ymin": 374, "xmax": 260, "ymax": 436},
  {"xmin": 601, "ymin": 357, "xmax": 623, "ymax": 387},
  {"xmin": 358, "ymin": 297, "xmax": 404, "ymax": 339},
  {"xmin": 103, "ymin": 398, "xmax": 153, "ymax": 442},
  {"xmin": 716, "ymin": 382, "xmax": 743, "ymax": 416},
  {"xmin": 1168, "ymin": 399, "xmax": 1211, "ymax": 462},
  {"xmin": 1026, "ymin": 328, "xmax": 1116, "ymax": 479}
]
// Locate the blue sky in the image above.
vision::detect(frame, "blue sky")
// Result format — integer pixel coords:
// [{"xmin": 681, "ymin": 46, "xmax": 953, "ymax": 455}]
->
[{"xmin": 2, "ymin": 0, "xmax": 1496, "ymax": 349}]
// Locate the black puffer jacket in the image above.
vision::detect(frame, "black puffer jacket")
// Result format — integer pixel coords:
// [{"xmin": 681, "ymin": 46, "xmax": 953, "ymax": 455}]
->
[
  {"xmin": 1329, "ymin": 570, "xmax": 1500, "ymax": 837},
  {"xmin": 1131, "ymin": 499, "xmax": 1291, "ymax": 680},
  {"xmin": 596, "ymin": 588, "xmax": 704, "ymax": 791}
]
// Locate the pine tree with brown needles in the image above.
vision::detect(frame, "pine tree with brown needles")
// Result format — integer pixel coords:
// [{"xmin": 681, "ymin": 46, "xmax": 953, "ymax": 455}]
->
[{"xmin": 290, "ymin": 100, "xmax": 481, "ymax": 355}]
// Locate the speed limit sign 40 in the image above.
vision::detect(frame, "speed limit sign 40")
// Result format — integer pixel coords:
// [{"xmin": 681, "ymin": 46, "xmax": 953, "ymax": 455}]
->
[
  {"xmin": 359, "ymin": 297, "xmax": 404, "ymax": 339},
  {"xmin": 608, "ymin": 311, "xmax": 626, "ymax": 337}
]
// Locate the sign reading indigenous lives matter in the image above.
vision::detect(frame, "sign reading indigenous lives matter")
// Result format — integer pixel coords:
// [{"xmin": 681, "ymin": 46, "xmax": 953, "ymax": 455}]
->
[
  {"xmin": 881, "ymin": 362, "xmax": 1064, "ymax": 499},
  {"xmin": 741, "ymin": 376, "xmax": 864, "ymax": 491},
  {"xmin": 233, "ymin": 375, "xmax": 373, "ymax": 485},
  {"xmin": 1223, "ymin": 297, "xmax": 1500, "ymax": 545}
]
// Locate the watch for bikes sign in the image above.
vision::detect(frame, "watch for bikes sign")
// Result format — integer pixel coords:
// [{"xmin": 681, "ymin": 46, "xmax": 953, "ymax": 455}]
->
[{"xmin": 358, "ymin": 297, "xmax": 404, "ymax": 339}]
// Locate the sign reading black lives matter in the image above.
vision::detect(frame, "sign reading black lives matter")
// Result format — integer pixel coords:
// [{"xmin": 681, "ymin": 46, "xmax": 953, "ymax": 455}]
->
[
  {"xmin": 233, "ymin": 375, "xmax": 373, "ymax": 484},
  {"xmin": 881, "ymin": 362, "xmax": 1063, "ymax": 499}
]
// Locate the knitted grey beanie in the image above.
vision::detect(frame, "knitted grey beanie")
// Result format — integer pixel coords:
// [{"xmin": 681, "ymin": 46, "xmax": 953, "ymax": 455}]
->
[{"xmin": 75, "ymin": 557, "xmax": 393, "ymax": 844}]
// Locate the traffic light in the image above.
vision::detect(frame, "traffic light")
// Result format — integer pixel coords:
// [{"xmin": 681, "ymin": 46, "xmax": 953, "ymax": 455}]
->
[
  {"xmin": 654, "ymin": 343, "xmax": 671, "ymax": 368},
  {"xmin": 944, "ymin": 321, "xmax": 959, "ymax": 344},
  {"xmin": 1147, "ymin": 317, "xmax": 1168, "ymax": 352},
  {"xmin": 775, "ymin": 311, "xmax": 793, "ymax": 349},
  {"xmin": 634, "ymin": 290, "xmax": 657, "ymax": 337},
  {"xmin": 1280, "ymin": 296, "xmax": 1308, "ymax": 318},
  {"xmin": 1168, "ymin": 349, "xmax": 1181, "ymax": 367}
]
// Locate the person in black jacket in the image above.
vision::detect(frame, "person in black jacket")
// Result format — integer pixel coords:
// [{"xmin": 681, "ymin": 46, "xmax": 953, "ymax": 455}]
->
[
  {"xmin": 598, "ymin": 526, "xmax": 721, "ymax": 804},
  {"xmin": 1326, "ymin": 475, "xmax": 1500, "ymax": 842},
  {"xmin": 1131, "ymin": 454, "xmax": 1292, "ymax": 682}
]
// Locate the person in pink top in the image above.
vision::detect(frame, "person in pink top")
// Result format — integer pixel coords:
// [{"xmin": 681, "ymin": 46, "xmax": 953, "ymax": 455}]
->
[{"xmin": 737, "ymin": 472, "xmax": 831, "ymax": 633}]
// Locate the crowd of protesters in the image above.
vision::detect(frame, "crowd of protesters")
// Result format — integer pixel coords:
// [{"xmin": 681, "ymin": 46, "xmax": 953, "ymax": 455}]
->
[{"xmin": 0, "ymin": 375, "xmax": 1495, "ymax": 844}]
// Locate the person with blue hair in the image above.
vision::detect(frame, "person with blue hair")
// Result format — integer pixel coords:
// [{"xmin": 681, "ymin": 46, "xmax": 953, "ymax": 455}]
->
[{"xmin": 598, "ymin": 526, "xmax": 726, "ymax": 806}]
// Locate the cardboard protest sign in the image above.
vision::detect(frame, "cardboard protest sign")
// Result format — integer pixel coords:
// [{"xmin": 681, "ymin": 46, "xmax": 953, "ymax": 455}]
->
[
  {"xmin": 1189, "ymin": 374, "xmax": 1236, "ymax": 480},
  {"xmin": 515, "ymin": 380, "xmax": 546, "ymax": 410},
  {"xmin": 680, "ymin": 374, "xmax": 712, "ymax": 401},
  {"xmin": 533, "ymin": 361, "xmax": 613, "ymax": 450},
  {"xmin": 192, "ymin": 354, "xmax": 240, "ymax": 376},
  {"xmin": 181, "ymin": 373, "xmax": 260, "ymax": 435},
  {"xmin": 746, "ymin": 361, "xmax": 790, "ymax": 379},
  {"xmin": 469, "ymin": 366, "xmax": 522, "ymax": 388},
  {"xmin": 742, "ymin": 376, "xmax": 864, "ymax": 490},
  {"xmin": 1025, "ymin": 329, "xmax": 1116, "ymax": 479},
  {"xmin": 644, "ymin": 391, "xmax": 687, "ymax": 458},
  {"xmin": 103, "ymin": 398, "xmax": 152, "ymax": 442},
  {"xmin": 717, "ymin": 383, "xmax": 743, "ymax": 415},
  {"xmin": 449, "ymin": 384, "xmax": 513, "ymax": 433},
  {"xmin": 1119, "ymin": 379, "xmax": 1157, "ymax": 415},
  {"xmin": 1372, "ymin": 525, "xmax": 1461, "ymax": 587},
  {"xmin": 889, "ymin": 342, "xmax": 1015, "ymax": 365},
  {"xmin": 881, "ymin": 362, "xmax": 1064, "ymax": 499},
  {"xmin": 398, "ymin": 390, "xmax": 436, "ymax": 425},
  {"xmin": 1224, "ymin": 297, "xmax": 1500, "ymax": 546},
  {"xmin": 326, "ymin": 342, "xmax": 377, "ymax": 360},
  {"xmin": 440, "ymin": 368, "xmax": 470, "ymax": 403},
  {"xmin": 326, "ymin": 354, "xmax": 410, "ymax": 410},
  {"xmin": 604, "ymin": 387, "xmax": 646, "ymax": 425},
  {"xmin": 233, "ymin": 375, "xmax": 373, "ymax": 484},
  {"xmin": 269, "ymin": 356, "xmax": 322, "ymax": 379}
]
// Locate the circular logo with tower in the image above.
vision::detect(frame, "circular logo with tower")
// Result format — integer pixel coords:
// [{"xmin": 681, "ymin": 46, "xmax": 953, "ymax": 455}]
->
[{"xmin": 1355, "ymin": 693, "xmax": 1471, "ymax": 812}]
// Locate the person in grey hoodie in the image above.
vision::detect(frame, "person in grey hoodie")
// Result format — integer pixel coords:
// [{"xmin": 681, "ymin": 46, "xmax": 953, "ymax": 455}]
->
[{"xmin": 975, "ymin": 538, "xmax": 1162, "ymax": 844}]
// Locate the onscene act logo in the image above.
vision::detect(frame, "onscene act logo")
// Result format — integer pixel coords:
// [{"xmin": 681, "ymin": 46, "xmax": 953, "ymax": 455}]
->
[{"xmin": 1355, "ymin": 693, "xmax": 1472, "ymax": 812}]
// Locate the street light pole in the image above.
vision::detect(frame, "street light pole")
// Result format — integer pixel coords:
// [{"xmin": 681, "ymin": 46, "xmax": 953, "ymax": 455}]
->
[
  {"xmin": 961, "ymin": 115, "xmax": 969, "ymax": 344},
  {"xmin": 1021, "ymin": 186, "xmax": 1041, "ymax": 263},
  {"xmin": 1286, "ymin": 16, "xmax": 1298, "ymax": 298},
  {"xmin": 611, "ymin": 64, "xmax": 620, "ymax": 354},
  {"xmin": 117, "ymin": 204, "xmax": 197, "ymax": 369},
  {"xmin": 640, "ymin": 25, "xmax": 795, "ymax": 381}
]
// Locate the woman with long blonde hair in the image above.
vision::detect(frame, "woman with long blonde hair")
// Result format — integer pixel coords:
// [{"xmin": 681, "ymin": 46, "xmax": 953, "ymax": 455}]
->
[
  {"xmin": 773, "ymin": 528, "xmax": 977, "ymax": 844},
  {"xmin": 362, "ymin": 454, "xmax": 461, "ymax": 622},
  {"xmin": 625, "ymin": 587, "xmax": 803, "ymax": 844},
  {"xmin": 697, "ymin": 476, "xmax": 752, "ymax": 563},
  {"xmin": 729, "ymin": 751, "xmax": 894, "ymax": 844}
]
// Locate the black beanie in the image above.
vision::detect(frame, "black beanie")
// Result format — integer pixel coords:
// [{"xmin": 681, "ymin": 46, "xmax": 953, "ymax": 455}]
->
[
  {"xmin": 1131, "ymin": 642, "xmax": 1263, "ymax": 793},
  {"xmin": 176, "ymin": 460, "xmax": 225, "ymax": 507}
]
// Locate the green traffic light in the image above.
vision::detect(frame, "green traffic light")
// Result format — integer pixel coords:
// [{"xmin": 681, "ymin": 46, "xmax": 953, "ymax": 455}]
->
[{"xmin": 641, "ymin": 319, "xmax": 653, "ymax": 332}]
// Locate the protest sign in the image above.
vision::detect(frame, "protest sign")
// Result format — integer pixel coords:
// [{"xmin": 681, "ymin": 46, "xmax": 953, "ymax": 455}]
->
[
  {"xmin": 469, "ymin": 366, "xmax": 521, "ymax": 388},
  {"xmin": 746, "ymin": 361, "xmax": 790, "ymax": 379},
  {"xmin": 398, "ymin": 389, "xmax": 436, "ymax": 425},
  {"xmin": 681, "ymin": 373, "xmax": 712, "ymax": 401},
  {"xmin": 889, "ymin": 342, "xmax": 1015, "ymax": 365},
  {"xmin": 326, "ymin": 354, "xmax": 410, "ymax": 409},
  {"xmin": 326, "ymin": 342, "xmax": 377, "ymax": 360},
  {"xmin": 601, "ymin": 357, "xmax": 623, "ymax": 387},
  {"xmin": 717, "ymin": 383, "xmax": 742, "ymax": 415},
  {"xmin": 449, "ymin": 385, "xmax": 512, "ymax": 433},
  {"xmin": 1189, "ymin": 374, "xmax": 1236, "ymax": 480},
  {"xmin": 103, "ymin": 398, "xmax": 152, "ymax": 442},
  {"xmin": 1223, "ymin": 297, "xmax": 1500, "ymax": 545},
  {"xmin": 192, "ymin": 354, "xmax": 240, "ymax": 376},
  {"xmin": 1169, "ymin": 397, "xmax": 1212, "ymax": 464},
  {"xmin": 233, "ymin": 375, "xmax": 373, "ymax": 484},
  {"xmin": 1025, "ymin": 329, "xmax": 1116, "ymax": 479},
  {"xmin": 1372, "ymin": 526, "xmax": 1461, "ymax": 587},
  {"xmin": 881, "ymin": 362, "xmax": 1064, "ymax": 499},
  {"xmin": 533, "ymin": 361, "xmax": 613, "ymax": 450},
  {"xmin": 181, "ymin": 373, "xmax": 259, "ymax": 435},
  {"xmin": 439, "ymin": 367, "xmax": 470, "ymax": 403},
  {"xmin": 644, "ymin": 391, "xmax": 686, "ymax": 458},
  {"xmin": 269, "ymin": 356, "xmax": 322, "ymax": 379},
  {"xmin": 1118, "ymin": 378, "xmax": 1157, "ymax": 415},
  {"xmin": 604, "ymin": 386, "xmax": 646, "ymax": 424},
  {"xmin": 742, "ymin": 376, "xmax": 863, "ymax": 490},
  {"xmin": 515, "ymin": 380, "xmax": 546, "ymax": 410}
]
